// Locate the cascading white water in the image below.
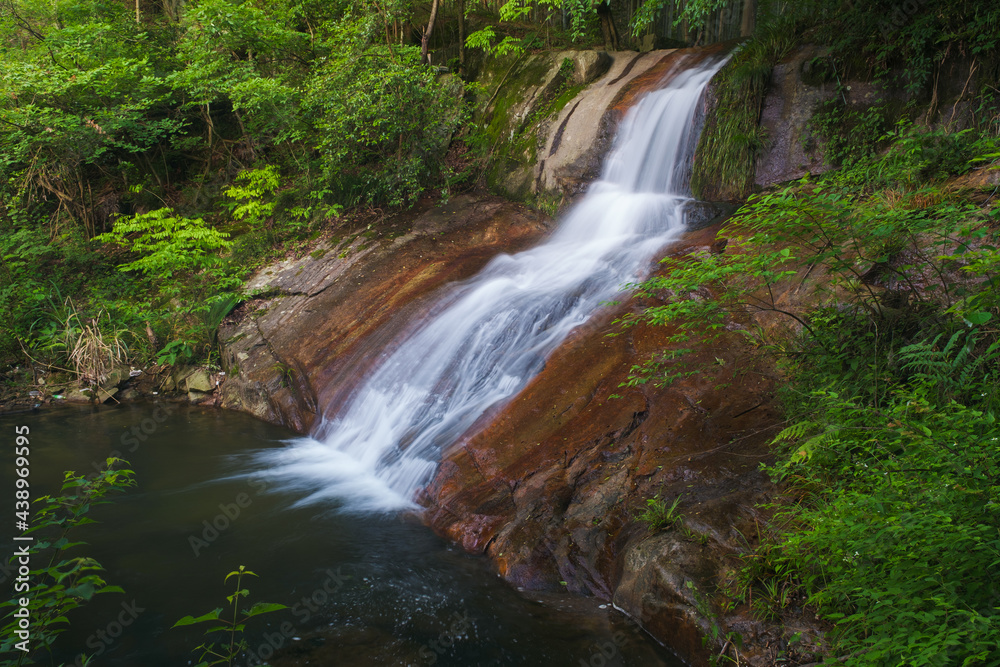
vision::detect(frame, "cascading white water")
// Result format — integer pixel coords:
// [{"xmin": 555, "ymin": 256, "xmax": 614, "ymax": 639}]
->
[{"xmin": 251, "ymin": 55, "xmax": 727, "ymax": 512}]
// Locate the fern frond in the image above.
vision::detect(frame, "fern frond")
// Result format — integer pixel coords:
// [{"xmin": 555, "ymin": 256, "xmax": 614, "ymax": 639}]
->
[{"xmin": 773, "ymin": 420, "xmax": 819, "ymax": 443}]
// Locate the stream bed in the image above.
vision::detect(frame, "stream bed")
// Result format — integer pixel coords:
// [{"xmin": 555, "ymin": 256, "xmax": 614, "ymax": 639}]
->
[{"xmin": 2, "ymin": 403, "xmax": 681, "ymax": 666}]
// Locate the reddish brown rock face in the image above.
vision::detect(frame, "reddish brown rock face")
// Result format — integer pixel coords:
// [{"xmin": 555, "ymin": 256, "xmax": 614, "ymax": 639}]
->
[
  {"xmin": 218, "ymin": 45, "xmax": 829, "ymax": 662},
  {"xmin": 419, "ymin": 224, "xmax": 789, "ymax": 665},
  {"xmin": 221, "ymin": 206, "xmax": 807, "ymax": 665},
  {"xmin": 219, "ymin": 195, "xmax": 550, "ymax": 432}
]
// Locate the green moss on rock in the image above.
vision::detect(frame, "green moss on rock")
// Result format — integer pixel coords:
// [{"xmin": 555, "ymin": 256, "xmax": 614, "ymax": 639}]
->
[{"xmin": 472, "ymin": 52, "xmax": 591, "ymax": 201}]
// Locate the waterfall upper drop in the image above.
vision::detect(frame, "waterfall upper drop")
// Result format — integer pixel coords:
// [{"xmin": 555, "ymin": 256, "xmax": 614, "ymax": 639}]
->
[{"xmin": 251, "ymin": 54, "xmax": 728, "ymax": 512}]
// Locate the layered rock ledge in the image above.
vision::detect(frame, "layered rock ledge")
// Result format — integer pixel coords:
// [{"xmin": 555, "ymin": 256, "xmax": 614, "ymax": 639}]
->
[{"xmin": 218, "ymin": 195, "xmax": 549, "ymax": 432}]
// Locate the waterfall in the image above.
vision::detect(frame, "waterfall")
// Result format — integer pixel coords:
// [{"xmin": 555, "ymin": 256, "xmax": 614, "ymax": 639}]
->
[{"xmin": 251, "ymin": 54, "xmax": 727, "ymax": 512}]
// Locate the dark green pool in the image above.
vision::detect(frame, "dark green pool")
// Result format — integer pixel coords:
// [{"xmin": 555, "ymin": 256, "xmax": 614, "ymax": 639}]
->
[{"xmin": 1, "ymin": 403, "xmax": 680, "ymax": 666}]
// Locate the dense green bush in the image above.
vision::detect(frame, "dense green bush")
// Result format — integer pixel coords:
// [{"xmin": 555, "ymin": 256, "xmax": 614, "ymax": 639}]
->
[
  {"xmin": 0, "ymin": 0, "xmax": 466, "ymax": 371},
  {"xmin": 633, "ymin": 124, "xmax": 1000, "ymax": 665},
  {"xmin": 303, "ymin": 43, "xmax": 465, "ymax": 206}
]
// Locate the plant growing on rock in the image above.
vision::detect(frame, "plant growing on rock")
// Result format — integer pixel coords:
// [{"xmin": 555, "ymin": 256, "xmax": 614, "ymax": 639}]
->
[{"xmin": 637, "ymin": 493, "xmax": 684, "ymax": 532}]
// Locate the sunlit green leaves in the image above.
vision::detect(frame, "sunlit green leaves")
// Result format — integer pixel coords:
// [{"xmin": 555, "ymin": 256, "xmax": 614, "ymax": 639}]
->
[
  {"xmin": 94, "ymin": 208, "xmax": 233, "ymax": 277},
  {"xmin": 769, "ymin": 386, "xmax": 1000, "ymax": 665}
]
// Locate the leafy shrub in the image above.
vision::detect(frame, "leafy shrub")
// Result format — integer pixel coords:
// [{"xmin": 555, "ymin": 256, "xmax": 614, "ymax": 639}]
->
[
  {"xmin": 303, "ymin": 43, "xmax": 465, "ymax": 207},
  {"xmin": 634, "ymin": 124, "xmax": 1000, "ymax": 665},
  {"xmin": 173, "ymin": 565, "xmax": 286, "ymax": 667},
  {"xmin": 94, "ymin": 208, "xmax": 233, "ymax": 278},
  {"xmin": 769, "ymin": 381, "xmax": 1000, "ymax": 666},
  {"xmin": 91, "ymin": 208, "xmax": 241, "ymax": 366},
  {"xmin": 0, "ymin": 459, "xmax": 135, "ymax": 663}
]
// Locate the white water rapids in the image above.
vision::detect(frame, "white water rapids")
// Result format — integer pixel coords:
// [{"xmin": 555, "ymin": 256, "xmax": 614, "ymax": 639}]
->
[{"xmin": 250, "ymin": 55, "xmax": 727, "ymax": 512}]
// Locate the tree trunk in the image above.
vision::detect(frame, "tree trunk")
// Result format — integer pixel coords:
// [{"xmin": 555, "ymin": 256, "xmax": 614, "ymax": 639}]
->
[
  {"xmin": 420, "ymin": 0, "xmax": 440, "ymax": 65},
  {"xmin": 596, "ymin": 1, "xmax": 619, "ymax": 51},
  {"xmin": 458, "ymin": 0, "xmax": 466, "ymax": 74},
  {"xmin": 741, "ymin": 0, "xmax": 756, "ymax": 36}
]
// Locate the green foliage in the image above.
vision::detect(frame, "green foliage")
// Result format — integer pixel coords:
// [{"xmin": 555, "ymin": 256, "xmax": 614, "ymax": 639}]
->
[
  {"xmin": 168, "ymin": 0, "xmax": 466, "ymax": 207},
  {"xmin": 845, "ymin": 121, "xmax": 997, "ymax": 189},
  {"xmin": 94, "ymin": 208, "xmax": 233, "ymax": 278},
  {"xmin": 898, "ymin": 331, "xmax": 999, "ymax": 403},
  {"xmin": 635, "ymin": 123, "xmax": 1000, "ymax": 665},
  {"xmin": 465, "ymin": 0, "xmax": 593, "ymax": 56},
  {"xmin": 0, "ymin": 211, "xmax": 105, "ymax": 361},
  {"xmin": 645, "ymin": 126, "xmax": 999, "ymax": 376},
  {"xmin": 156, "ymin": 339, "xmax": 197, "ymax": 366},
  {"xmin": 768, "ymin": 382, "xmax": 1000, "ymax": 666},
  {"xmin": 808, "ymin": 100, "xmax": 894, "ymax": 172},
  {"xmin": 0, "ymin": 0, "xmax": 467, "ymax": 372},
  {"xmin": 173, "ymin": 565, "xmax": 286, "ymax": 667},
  {"xmin": 464, "ymin": 0, "xmax": 621, "ymax": 56},
  {"xmin": 690, "ymin": 21, "xmax": 796, "ymax": 200},
  {"xmin": 225, "ymin": 167, "xmax": 281, "ymax": 228},
  {"xmin": 304, "ymin": 43, "xmax": 465, "ymax": 207},
  {"xmin": 0, "ymin": 458, "xmax": 135, "ymax": 665},
  {"xmin": 637, "ymin": 493, "xmax": 684, "ymax": 531},
  {"xmin": 629, "ymin": 0, "xmax": 668, "ymax": 39},
  {"xmin": 684, "ymin": 580, "xmax": 745, "ymax": 666},
  {"xmin": 731, "ymin": 534, "xmax": 799, "ymax": 624},
  {"xmin": 0, "ymin": 0, "xmax": 183, "ymax": 239},
  {"xmin": 466, "ymin": 25, "xmax": 535, "ymax": 58},
  {"xmin": 27, "ymin": 294, "xmax": 133, "ymax": 384},
  {"xmin": 618, "ymin": 347, "xmax": 700, "ymax": 390},
  {"xmin": 465, "ymin": 25, "xmax": 501, "ymax": 53},
  {"xmin": 92, "ymin": 208, "xmax": 241, "ymax": 366},
  {"xmin": 633, "ymin": 0, "xmax": 826, "ymax": 38},
  {"xmin": 834, "ymin": 0, "xmax": 1000, "ymax": 95},
  {"xmin": 792, "ymin": 0, "xmax": 1000, "ymax": 165},
  {"xmin": 632, "ymin": 0, "xmax": 752, "ymax": 38}
]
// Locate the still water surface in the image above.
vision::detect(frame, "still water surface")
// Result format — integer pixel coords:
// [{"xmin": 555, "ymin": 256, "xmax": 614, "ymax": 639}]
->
[{"xmin": 2, "ymin": 404, "xmax": 680, "ymax": 666}]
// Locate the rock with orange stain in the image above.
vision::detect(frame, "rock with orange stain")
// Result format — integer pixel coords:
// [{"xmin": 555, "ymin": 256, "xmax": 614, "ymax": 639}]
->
[
  {"xmin": 417, "ymin": 222, "xmax": 818, "ymax": 666},
  {"xmin": 219, "ymin": 195, "xmax": 550, "ymax": 431}
]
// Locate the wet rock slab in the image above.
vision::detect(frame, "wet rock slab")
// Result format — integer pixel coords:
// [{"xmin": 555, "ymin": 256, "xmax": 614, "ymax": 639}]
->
[
  {"xmin": 538, "ymin": 46, "xmax": 730, "ymax": 197},
  {"xmin": 221, "ymin": 208, "xmax": 825, "ymax": 664},
  {"xmin": 418, "ymin": 223, "xmax": 807, "ymax": 666},
  {"xmin": 219, "ymin": 195, "xmax": 550, "ymax": 432}
]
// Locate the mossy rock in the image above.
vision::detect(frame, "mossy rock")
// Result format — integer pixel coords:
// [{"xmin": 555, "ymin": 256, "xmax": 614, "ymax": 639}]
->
[{"xmin": 472, "ymin": 51, "xmax": 606, "ymax": 201}]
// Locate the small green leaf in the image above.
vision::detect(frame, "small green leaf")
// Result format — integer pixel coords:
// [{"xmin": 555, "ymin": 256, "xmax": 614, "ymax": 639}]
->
[
  {"xmin": 244, "ymin": 602, "xmax": 288, "ymax": 618},
  {"xmin": 173, "ymin": 608, "xmax": 223, "ymax": 628},
  {"xmin": 97, "ymin": 585, "xmax": 125, "ymax": 594},
  {"xmin": 202, "ymin": 625, "xmax": 232, "ymax": 634}
]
